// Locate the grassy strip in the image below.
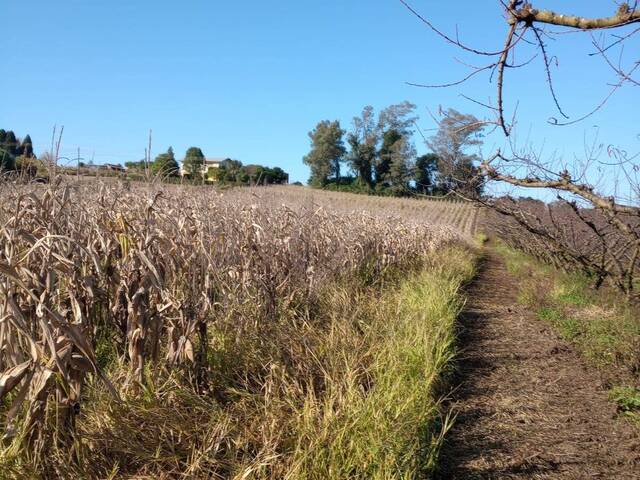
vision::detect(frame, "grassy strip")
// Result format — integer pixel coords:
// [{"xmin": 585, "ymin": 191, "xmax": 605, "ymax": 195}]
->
[
  {"xmin": 1, "ymin": 246, "xmax": 475, "ymax": 479},
  {"xmin": 495, "ymin": 242, "xmax": 640, "ymax": 426},
  {"xmin": 286, "ymin": 247, "xmax": 476, "ymax": 479}
]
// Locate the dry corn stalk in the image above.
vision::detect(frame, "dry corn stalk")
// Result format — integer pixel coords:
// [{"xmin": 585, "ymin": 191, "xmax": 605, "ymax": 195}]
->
[{"xmin": 0, "ymin": 180, "xmax": 465, "ymax": 460}]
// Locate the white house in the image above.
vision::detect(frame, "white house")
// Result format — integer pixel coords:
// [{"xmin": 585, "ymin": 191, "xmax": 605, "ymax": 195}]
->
[{"xmin": 180, "ymin": 157, "xmax": 226, "ymax": 177}]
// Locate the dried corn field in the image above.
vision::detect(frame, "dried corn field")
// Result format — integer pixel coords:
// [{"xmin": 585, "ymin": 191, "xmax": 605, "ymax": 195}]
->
[
  {"xmin": 0, "ymin": 180, "xmax": 475, "ymax": 478},
  {"xmin": 251, "ymin": 186, "xmax": 481, "ymax": 237}
]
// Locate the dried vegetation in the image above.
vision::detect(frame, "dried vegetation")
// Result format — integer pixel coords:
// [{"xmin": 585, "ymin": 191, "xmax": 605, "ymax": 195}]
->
[{"xmin": 0, "ymin": 180, "xmax": 474, "ymax": 478}]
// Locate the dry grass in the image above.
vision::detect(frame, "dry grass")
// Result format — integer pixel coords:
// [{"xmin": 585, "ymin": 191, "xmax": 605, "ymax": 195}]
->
[
  {"xmin": 0, "ymin": 180, "xmax": 475, "ymax": 478},
  {"xmin": 252, "ymin": 186, "xmax": 481, "ymax": 236}
]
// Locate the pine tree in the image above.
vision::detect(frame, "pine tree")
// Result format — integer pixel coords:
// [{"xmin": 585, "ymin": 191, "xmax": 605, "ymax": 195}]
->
[
  {"xmin": 4, "ymin": 131, "xmax": 18, "ymax": 156},
  {"xmin": 21, "ymin": 134, "xmax": 34, "ymax": 158},
  {"xmin": 0, "ymin": 130, "xmax": 17, "ymax": 171}
]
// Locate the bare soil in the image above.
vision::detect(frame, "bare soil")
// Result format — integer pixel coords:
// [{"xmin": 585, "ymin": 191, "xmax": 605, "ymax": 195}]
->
[{"xmin": 437, "ymin": 249, "xmax": 640, "ymax": 479}]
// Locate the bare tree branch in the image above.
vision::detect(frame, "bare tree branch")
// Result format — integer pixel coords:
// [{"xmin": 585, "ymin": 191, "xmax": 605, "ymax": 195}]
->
[{"xmin": 513, "ymin": 4, "xmax": 640, "ymax": 30}]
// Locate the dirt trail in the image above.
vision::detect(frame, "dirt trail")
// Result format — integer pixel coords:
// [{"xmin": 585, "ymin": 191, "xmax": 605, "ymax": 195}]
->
[{"xmin": 438, "ymin": 249, "xmax": 640, "ymax": 479}]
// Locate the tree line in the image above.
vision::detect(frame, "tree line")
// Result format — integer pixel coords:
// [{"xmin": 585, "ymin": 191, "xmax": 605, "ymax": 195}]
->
[
  {"xmin": 126, "ymin": 146, "xmax": 288, "ymax": 185},
  {"xmin": 0, "ymin": 133, "xmax": 289, "ymax": 186},
  {"xmin": 211, "ymin": 159, "xmax": 288, "ymax": 185},
  {"xmin": 303, "ymin": 103, "xmax": 485, "ymax": 197},
  {"xmin": 125, "ymin": 146, "xmax": 210, "ymax": 178},
  {"xmin": 125, "ymin": 146, "xmax": 182, "ymax": 176}
]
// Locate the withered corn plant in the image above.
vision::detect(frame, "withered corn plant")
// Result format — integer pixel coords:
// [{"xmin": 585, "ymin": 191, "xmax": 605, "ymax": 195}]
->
[{"xmin": 0, "ymin": 179, "xmax": 464, "ymax": 475}]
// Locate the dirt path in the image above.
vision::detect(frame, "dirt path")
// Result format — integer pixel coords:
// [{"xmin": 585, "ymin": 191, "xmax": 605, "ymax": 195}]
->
[{"xmin": 437, "ymin": 249, "xmax": 640, "ymax": 479}]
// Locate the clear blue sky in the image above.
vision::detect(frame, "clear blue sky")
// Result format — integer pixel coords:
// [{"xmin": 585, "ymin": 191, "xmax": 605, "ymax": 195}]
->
[{"xmin": 2, "ymin": 1, "xmax": 638, "ymax": 187}]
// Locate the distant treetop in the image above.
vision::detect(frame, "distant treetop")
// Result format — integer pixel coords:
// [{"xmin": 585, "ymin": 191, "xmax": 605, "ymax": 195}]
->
[{"xmin": 0, "ymin": 129, "xmax": 37, "ymax": 172}]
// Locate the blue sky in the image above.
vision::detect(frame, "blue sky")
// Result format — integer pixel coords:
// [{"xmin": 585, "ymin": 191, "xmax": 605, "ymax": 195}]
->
[{"xmin": 2, "ymin": 1, "xmax": 638, "ymax": 187}]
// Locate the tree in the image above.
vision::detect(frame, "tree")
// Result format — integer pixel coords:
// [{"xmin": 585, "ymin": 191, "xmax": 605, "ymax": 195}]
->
[
  {"xmin": 401, "ymin": 2, "xmax": 640, "ymax": 297},
  {"xmin": 414, "ymin": 153, "xmax": 438, "ymax": 194},
  {"xmin": 385, "ymin": 137, "xmax": 416, "ymax": 194},
  {"xmin": 375, "ymin": 102, "xmax": 417, "ymax": 185},
  {"xmin": 269, "ymin": 166, "xmax": 288, "ymax": 184},
  {"xmin": 152, "ymin": 147, "xmax": 179, "ymax": 177},
  {"xmin": 342, "ymin": 102, "xmax": 419, "ymax": 191},
  {"xmin": 216, "ymin": 163, "xmax": 288, "ymax": 185},
  {"xmin": 125, "ymin": 160, "xmax": 147, "ymax": 170},
  {"xmin": 303, "ymin": 120, "xmax": 346, "ymax": 186},
  {"xmin": 0, "ymin": 130, "xmax": 17, "ymax": 171},
  {"xmin": 220, "ymin": 158, "xmax": 242, "ymax": 171},
  {"xmin": 183, "ymin": 147, "xmax": 205, "ymax": 177},
  {"xmin": 206, "ymin": 166, "xmax": 218, "ymax": 181},
  {"xmin": 21, "ymin": 135, "xmax": 34, "ymax": 158},
  {"xmin": 0, "ymin": 151, "xmax": 15, "ymax": 171},
  {"xmin": 346, "ymin": 106, "xmax": 377, "ymax": 187},
  {"xmin": 376, "ymin": 129, "xmax": 403, "ymax": 183},
  {"xmin": 3, "ymin": 131, "xmax": 18, "ymax": 156},
  {"xmin": 347, "ymin": 137, "xmax": 376, "ymax": 187},
  {"xmin": 401, "ymin": 2, "xmax": 640, "ymax": 136},
  {"xmin": 377, "ymin": 101, "xmax": 418, "ymax": 136},
  {"xmin": 427, "ymin": 109, "xmax": 484, "ymax": 197},
  {"xmin": 237, "ymin": 169, "xmax": 250, "ymax": 184},
  {"xmin": 217, "ymin": 158, "xmax": 243, "ymax": 183}
]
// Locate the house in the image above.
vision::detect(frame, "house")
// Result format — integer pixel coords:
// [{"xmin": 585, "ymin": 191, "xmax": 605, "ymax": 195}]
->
[
  {"xmin": 99, "ymin": 163, "xmax": 126, "ymax": 172},
  {"xmin": 180, "ymin": 157, "xmax": 227, "ymax": 177}
]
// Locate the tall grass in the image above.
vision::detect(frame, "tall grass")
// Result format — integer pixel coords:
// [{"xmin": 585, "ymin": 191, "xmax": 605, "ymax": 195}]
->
[
  {"xmin": 286, "ymin": 248, "xmax": 475, "ymax": 479},
  {"xmin": 0, "ymin": 180, "xmax": 473, "ymax": 478}
]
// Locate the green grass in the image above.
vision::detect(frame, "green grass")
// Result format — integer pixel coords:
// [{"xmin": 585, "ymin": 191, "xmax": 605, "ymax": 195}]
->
[
  {"xmin": 286, "ymin": 247, "xmax": 476, "ymax": 479},
  {"xmin": 474, "ymin": 232, "xmax": 488, "ymax": 246},
  {"xmin": 537, "ymin": 307, "xmax": 581, "ymax": 340},
  {"xmin": 609, "ymin": 386, "xmax": 640, "ymax": 425},
  {"xmin": 551, "ymin": 274, "xmax": 590, "ymax": 307}
]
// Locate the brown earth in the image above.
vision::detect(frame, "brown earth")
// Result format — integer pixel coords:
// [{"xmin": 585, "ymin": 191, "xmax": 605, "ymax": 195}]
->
[{"xmin": 437, "ymin": 249, "xmax": 640, "ymax": 479}]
